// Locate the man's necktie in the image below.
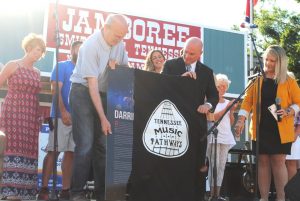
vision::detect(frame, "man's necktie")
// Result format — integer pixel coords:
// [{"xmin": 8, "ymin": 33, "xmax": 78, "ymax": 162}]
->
[{"xmin": 186, "ymin": 64, "xmax": 191, "ymax": 72}]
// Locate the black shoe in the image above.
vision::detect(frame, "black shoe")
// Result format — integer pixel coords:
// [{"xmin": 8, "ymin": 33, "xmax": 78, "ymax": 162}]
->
[
  {"xmin": 70, "ymin": 192, "xmax": 90, "ymax": 201},
  {"xmin": 37, "ymin": 187, "xmax": 49, "ymax": 201},
  {"xmin": 208, "ymin": 197, "xmax": 226, "ymax": 201},
  {"xmin": 217, "ymin": 196, "xmax": 226, "ymax": 201},
  {"xmin": 59, "ymin": 189, "xmax": 70, "ymax": 201}
]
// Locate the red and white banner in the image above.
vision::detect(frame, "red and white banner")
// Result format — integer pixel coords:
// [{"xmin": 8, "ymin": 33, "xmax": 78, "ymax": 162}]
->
[{"xmin": 45, "ymin": 3, "xmax": 201, "ymax": 69}]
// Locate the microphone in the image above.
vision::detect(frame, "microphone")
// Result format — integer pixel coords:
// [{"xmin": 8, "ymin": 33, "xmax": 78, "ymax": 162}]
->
[
  {"xmin": 248, "ymin": 65, "xmax": 260, "ymax": 74},
  {"xmin": 240, "ymin": 22, "xmax": 258, "ymax": 29},
  {"xmin": 275, "ymin": 97, "xmax": 282, "ymax": 122}
]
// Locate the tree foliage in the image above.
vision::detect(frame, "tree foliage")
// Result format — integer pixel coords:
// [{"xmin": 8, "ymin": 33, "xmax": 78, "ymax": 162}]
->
[{"xmin": 254, "ymin": 0, "xmax": 300, "ymax": 79}]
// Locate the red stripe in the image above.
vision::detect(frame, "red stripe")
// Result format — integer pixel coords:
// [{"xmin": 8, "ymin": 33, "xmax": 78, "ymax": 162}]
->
[
  {"xmin": 246, "ymin": 0, "xmax": 250, "ymax": 17},
  {"xmin": 245, "ymin": 0, "xmax": 258, "ymax": 22}
]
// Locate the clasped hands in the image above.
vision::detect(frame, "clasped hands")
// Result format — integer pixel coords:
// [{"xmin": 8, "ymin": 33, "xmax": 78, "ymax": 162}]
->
[
  {"xmin": 197, "ymin": 104, "xmax": 211, "ymax": 114},
  {"xmin": 108, "ymin": 60, "xmax": 118, "ymax": 69},
  {"xmin": 181, "ymin": 71, "xmax": 197, "ymax": 79},
  {"xmin": 234, "ymin": 119, "xmax": 245, "ymax": 137}
]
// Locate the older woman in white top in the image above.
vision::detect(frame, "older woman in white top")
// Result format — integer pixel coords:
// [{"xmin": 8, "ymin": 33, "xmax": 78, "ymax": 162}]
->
[
  {"xmin": 286, "ymin": 71, "xmax": 300, "ymax": 180},
  {"xmin": 206, "ymin": 74, "xmax": 237, "ymax": 200}
]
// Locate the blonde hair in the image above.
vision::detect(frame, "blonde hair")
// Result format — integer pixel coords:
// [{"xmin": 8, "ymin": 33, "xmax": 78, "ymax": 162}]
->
[
  {"xmin": 143, "ymin": 50, "xmax": 165, "ymax": 72},
  {"xmin": 216, "ymin": 73, "xmax": 231, "ymax": 89},
  {"xmin": 22, "ymin": 33, "xmax": 46, "ymax": 56},
  {"xmin": 263, "ymin": 45, "xmax": 288, "ymax": 83}
]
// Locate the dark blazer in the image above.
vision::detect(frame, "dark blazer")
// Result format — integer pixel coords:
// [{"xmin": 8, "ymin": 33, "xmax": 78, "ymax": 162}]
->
[
  {"xmin": 162, "ymin": 57, "xmax": 218, "ymax": 199},
  {"xmin": 162, "ymin": 57, "xmax": 219, "ymax": 112}
]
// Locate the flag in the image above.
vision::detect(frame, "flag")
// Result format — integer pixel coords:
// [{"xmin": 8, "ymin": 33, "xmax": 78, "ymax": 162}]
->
[{"xmin": 245, "ymin": 0, "xmax": 258, "ymax": 23}]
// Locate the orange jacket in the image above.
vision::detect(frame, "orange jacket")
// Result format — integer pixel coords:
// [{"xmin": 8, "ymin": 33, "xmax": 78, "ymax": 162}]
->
[{"xmin": 239, "ymin": 76, "xmax": 300, "ymax": 143}]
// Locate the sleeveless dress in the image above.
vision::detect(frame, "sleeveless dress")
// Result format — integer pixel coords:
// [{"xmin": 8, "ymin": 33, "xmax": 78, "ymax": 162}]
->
[
  {"xmin": 0, "ymin": 65, "xmax": 41, "ymax": 200},
  {"xmin": 253, "ymin": 78, "xmax": 292, "ymax": 154}
]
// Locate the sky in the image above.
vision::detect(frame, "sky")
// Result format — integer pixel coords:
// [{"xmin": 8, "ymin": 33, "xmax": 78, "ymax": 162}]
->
[{"xmin": 1, "ymin": 0, "xmax": 299, "ymax": 31}]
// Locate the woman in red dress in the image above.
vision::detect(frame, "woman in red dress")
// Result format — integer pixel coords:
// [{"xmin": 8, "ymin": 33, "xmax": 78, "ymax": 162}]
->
[{"xmin": 0, "ymin": 33, "xmax": 46, "ymax": 200}]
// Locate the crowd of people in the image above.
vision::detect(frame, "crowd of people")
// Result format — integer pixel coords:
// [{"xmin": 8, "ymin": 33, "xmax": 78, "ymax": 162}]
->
[{"xmin": 0, "ymin": 13, "xmax": 300, "ymax": 201}]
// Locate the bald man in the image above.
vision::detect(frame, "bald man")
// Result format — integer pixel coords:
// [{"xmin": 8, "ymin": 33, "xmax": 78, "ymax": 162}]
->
[
  {"xmin": 162, "ymin": 37, "xmax": 219, "ymax": 201},
  {"xmin": 69, "ymin": 14, "xmax": 129, "ymax": 201}
]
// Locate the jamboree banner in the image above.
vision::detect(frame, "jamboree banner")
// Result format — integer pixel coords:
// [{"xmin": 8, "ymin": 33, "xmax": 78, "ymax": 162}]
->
[{"xmin": 45, "ymin": 3, "xmax": 201, "ymax": 68}]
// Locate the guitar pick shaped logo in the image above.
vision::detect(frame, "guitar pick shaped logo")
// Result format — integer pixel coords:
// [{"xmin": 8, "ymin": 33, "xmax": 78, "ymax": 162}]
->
[{"xmin": 143, "ymin": 100, "xmax": 189, "ymax": 158}]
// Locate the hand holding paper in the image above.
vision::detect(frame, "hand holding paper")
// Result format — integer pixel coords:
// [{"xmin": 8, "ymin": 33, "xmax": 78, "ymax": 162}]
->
[{"xmin": 268, "ymin": 104, "xmax": 278, "ymax": 121}]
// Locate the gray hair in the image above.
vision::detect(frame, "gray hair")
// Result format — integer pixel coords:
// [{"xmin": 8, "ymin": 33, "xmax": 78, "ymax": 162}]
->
[
  {"xmin": 216, "ymin": 73, "xmax": 231, "ymax": 88},
  {"xmin": 105, "ymin": 14, "xmax": 128, "ymax": 27}
]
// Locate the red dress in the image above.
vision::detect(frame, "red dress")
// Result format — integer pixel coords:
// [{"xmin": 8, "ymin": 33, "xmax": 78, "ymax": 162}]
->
[{"xmin": 0, "ymin": 65, "xmax": 41, "ymax": 200}]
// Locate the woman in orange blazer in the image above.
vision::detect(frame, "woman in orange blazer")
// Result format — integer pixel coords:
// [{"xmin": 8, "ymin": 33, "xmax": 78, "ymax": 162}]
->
[{"xmin": 235, "ymin": 45, "xmax": 300, "ymax": 201}]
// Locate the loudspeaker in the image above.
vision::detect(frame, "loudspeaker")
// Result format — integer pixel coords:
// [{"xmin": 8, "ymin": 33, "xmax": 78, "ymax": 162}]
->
[
  {"xmin": 220, "ymin": 162, "xmax": 254, "ymax": 201},
  {"xmin": 285, "ymin": 171, "xmax": 300, "ymax": 201}
]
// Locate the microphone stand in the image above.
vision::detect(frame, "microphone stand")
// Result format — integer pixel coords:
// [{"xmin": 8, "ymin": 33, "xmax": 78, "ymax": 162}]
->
[
  {"xmin": 249, "ymin": 32, "xmax": 266, "ymax": 201},
  {"xmin": 204, "ymin": 81, "xmax": 254, "ymax": 201},
  {"xmin": 49, "ymin": 0, "xmax": 60, "ymax": 200}
]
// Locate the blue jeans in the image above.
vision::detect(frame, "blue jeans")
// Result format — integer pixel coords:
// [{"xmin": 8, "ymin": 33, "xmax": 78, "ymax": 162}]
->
[{"xmin": 70, "ymin": 83, "xmax": 106, "ymax": 201}]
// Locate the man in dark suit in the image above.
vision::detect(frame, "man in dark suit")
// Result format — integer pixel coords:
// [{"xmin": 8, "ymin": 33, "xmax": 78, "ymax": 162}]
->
[{"xmin": 162, "ymin": 37, "xmax": 219, "ymax": 201}]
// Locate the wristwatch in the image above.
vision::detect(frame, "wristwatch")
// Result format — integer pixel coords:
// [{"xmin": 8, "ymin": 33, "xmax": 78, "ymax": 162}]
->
[{"xmin": 286, "ymin": 108, "xmax": 292, "ymax": 116}]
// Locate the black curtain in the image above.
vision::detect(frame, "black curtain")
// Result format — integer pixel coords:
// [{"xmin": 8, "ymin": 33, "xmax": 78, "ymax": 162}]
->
[{"xmin": 129, "ymin": 69, "xmax": 205, "ymax": 201}]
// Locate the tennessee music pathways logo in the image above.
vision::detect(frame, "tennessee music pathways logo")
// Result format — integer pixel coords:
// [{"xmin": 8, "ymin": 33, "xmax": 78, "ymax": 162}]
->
[{"xmin": 143, "ymin": 100, "xmax": 189, "ymax": 158}]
